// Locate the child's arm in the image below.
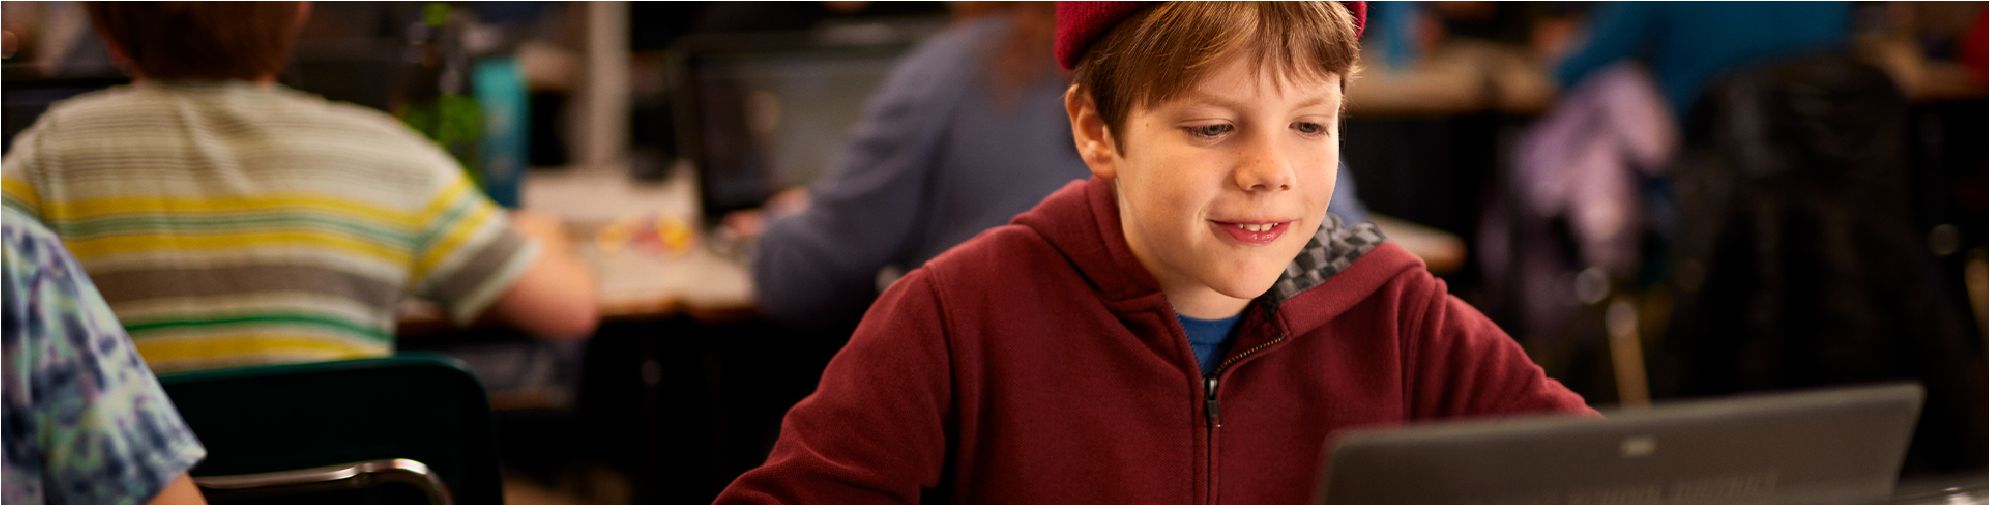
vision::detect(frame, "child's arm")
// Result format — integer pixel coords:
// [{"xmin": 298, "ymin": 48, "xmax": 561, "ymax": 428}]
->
[
  {"xmin": 145, "ymin": 474, "xmax": 210, "ymax": 505},
  {"xmin": 717, "ymin": 269, "xmax": 956, "ymax": 504},
  {"xmin": 1399, "ymin": 274, "xmax": 1598, "ymax": 418},
  {"xmin": 485, "ymin": 210, "xmax": 598, "ymax": 339}
]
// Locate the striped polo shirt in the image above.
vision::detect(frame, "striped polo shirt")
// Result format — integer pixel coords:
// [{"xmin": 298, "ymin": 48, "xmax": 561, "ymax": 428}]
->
[{"xmin": 1, "ymin": 80, "xmax": 538, "ymax": 372}]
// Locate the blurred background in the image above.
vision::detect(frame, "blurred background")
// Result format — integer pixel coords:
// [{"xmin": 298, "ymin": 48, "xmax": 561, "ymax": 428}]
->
[{"xmin": 3, "ymin": 2, "xmax": 1983, "ymax": 504}]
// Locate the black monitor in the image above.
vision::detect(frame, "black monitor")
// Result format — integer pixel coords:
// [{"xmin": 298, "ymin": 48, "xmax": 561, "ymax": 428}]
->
[
  {"xmin": 2, "ymin": 69, "xmax": 128, "ymax": 154},
  {"xmin": 667, "ymin": 17, "xmax": 947, "ymax": 227},
  {"xmin": 1, "ymin": 38, "xmax": 402, "ymax": 157}
]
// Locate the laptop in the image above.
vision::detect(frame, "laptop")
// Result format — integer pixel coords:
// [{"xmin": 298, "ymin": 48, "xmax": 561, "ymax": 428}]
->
[{"xmin": 1316, "ymin": 383, "xmax": 1926, "ymax": 505}]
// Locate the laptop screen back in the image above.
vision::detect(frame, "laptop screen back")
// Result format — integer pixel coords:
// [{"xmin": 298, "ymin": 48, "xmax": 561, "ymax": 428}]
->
[{"xmin": 1317, "ymin": 383, "xmax": 1925, "ymax": 505}]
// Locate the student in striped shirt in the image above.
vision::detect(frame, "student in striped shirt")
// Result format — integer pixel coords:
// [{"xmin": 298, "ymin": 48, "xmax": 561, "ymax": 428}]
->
[{"xmin": 1, "ymin": 2, "xmax": 599, "ymax": 372}]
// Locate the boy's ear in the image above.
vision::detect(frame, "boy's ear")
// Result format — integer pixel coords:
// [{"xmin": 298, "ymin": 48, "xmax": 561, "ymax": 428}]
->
[{"xmin": 1064, "ymin": 85, "xmax": 1120, "ymax": 180}]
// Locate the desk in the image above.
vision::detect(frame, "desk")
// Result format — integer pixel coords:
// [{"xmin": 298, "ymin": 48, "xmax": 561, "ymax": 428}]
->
[
  {"xmin": 523, "ymin": 161, "xmax": 755, "ymax": 321},
  {"xmin": 1369, "ymin": 213, "xmax": 1467, "ymax": 275},
  {"xmin": 398, "ymin": 161, "xmax": 756, "ymax": 334},
  {"xmin": 1347, "ymin": 40, "xmax": 1556, "ymax": 117}
]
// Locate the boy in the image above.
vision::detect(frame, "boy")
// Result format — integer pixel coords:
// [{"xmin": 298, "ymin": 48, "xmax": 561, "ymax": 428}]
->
[
  {"xmin": 717, "ymin": 2, "xmax": 1592, "ymax": 503},
  {"xmin": 1, "ymin": 2, "xmax": 598, "ymax": 372}
]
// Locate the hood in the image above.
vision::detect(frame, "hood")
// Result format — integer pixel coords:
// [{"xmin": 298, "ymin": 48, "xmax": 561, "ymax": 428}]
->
[{"xmin": 1011, "ymin": 177, "xmax": 1414, "ymax": 332}]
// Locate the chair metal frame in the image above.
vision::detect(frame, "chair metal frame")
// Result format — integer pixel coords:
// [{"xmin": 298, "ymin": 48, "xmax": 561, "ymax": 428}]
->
[{"xmin": 195, "ymin": 458, "xmax": 453, "ymax": 505}]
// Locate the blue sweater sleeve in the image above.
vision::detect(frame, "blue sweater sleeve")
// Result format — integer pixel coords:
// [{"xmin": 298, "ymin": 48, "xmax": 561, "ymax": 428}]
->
[
  {"xmin": 1327, "ymin": 155, "xmax": 1369, "ymax": 225},
  {"xmin": 751, "ymin": 20, "xmax": 993, "ymax": 329}
]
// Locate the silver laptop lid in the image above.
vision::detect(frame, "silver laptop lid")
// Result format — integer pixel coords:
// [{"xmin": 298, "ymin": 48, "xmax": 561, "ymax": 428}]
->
[{"xmin": 1317, "ymin": 383, "xmax": 1925, "ymax": 505}]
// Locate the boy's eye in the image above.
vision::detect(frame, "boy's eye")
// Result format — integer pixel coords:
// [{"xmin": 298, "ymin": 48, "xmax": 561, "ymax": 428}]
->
[
  {"xmin": 1293, "ymin": 122, "xmax": 1325, "ymax": 135},
  {"xmin": 1185, "ymin": 124, "xmax": 1231, "ymax": 137}
]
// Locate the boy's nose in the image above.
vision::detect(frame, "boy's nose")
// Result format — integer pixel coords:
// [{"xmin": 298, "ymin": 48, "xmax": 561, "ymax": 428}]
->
[{"xmin": 1234, "ymin": 140, "xmax": 1296, "ymax": 192}]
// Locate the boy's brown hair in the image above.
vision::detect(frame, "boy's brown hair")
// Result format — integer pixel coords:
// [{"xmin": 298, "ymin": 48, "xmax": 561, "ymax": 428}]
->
[
  {"xmin": 85, "ymin": 2, "xmax": 304, "ymax": 81},
  {"xmin": 1070, "ymin": 1, "xmax": 1360, "ymax": 151}
]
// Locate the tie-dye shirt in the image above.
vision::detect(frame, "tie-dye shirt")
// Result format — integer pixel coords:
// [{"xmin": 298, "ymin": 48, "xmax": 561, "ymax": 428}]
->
[{"xmin": 3, "ymin": 206, "xmax": 207, "ymax": 505}]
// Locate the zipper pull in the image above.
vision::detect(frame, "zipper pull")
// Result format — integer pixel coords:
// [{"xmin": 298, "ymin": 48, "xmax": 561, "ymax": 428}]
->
[{"xmin": 1205, "ymin": 377, "xmax": 1221, "ymax": 428}]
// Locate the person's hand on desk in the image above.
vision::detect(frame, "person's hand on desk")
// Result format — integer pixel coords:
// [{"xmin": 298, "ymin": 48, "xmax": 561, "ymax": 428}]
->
[
  {"xmin": 485, "ymin": 210, "xmax": 600, "ymax": 339},
  {"xmin": 720, "ymin": 187, "xmax": 812, "ymax": 240}
]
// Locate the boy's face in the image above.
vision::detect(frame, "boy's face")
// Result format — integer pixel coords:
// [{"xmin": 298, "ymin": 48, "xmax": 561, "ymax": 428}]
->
[{"xmin": 1068, "ymin": 57, "xmax": 1342, "ymax": 318}]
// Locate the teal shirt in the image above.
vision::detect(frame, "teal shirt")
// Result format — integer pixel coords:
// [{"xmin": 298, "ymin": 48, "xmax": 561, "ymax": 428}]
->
[{"xmin": 3, "ymin": 206, "xmax": 207, "ymax": 505}]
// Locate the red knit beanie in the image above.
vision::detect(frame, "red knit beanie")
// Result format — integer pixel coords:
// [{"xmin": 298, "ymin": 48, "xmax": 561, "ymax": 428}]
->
[{"xmin": 1054, "ymin": 1, "xmax": 1368, "ymax": 71}]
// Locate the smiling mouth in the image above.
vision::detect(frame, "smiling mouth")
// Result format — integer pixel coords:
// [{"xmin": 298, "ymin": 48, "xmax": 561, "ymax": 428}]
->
[{"xmin": 1215, "ymin": 220, "xmax": 1290, "ymax": 245}]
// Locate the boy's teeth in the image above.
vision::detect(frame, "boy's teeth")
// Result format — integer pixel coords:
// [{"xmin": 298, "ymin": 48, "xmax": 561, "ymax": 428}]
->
[{"xmin": 1234, "ymin": 223, "xmax": 1272, "ymax": 231}]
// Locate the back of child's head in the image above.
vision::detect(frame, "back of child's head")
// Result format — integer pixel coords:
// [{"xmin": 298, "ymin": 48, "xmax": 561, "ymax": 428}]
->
[
  {"xmin": 1056, "ymin": 2, "xmax": 1364, "ymax": 149},
  {"xmin": 84, "ymin": 1, "xmax": 304, "ymax": 80}
]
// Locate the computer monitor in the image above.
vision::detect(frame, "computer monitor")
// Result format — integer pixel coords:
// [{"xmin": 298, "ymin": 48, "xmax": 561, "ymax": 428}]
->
[
  {"xmin": 1317, "ymin": 383, "xmax": 1925, "ymax": 505},
  {"xmin": 667, "ymin": 18, "xmax": 946, "ymax": 227},
  {"xmin": 1, "ymin": 72, "xmax": 129, "ymax": 154},
  {"xmin": 0, "ymin": 38, "xmax": 401, "ymax": 156}
]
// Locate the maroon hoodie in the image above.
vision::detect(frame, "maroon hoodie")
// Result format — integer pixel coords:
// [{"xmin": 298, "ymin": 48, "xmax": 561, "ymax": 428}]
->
[{"xmin": 719, "ymin": 177, "xmax": 1593, "ymax": 505}]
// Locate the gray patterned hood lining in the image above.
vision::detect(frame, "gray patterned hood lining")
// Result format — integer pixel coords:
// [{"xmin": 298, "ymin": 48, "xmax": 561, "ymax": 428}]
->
[{"xmin": 1268, "ymin": 213, "xmax": 1387, "ymax": 304}]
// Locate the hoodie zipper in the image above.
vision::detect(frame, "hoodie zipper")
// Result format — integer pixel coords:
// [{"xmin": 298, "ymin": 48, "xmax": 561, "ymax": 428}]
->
[
  {"xmin": 1203, "ymin": 333, "xmax": 1289, "ymax": 428},
  {"xmin": 1201, "ymin": 331, "xmax": 1287, "ymax": 505}
]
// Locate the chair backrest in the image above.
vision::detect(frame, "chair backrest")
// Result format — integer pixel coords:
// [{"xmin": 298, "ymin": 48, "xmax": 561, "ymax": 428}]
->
[{"xmin": 157, "ymin": 352, "xmax": 505, "ymax": 505}]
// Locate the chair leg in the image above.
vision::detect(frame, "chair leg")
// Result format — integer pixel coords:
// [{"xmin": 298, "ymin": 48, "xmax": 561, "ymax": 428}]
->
[{"xmin": 1607, "ymin": 296, "xmax": 1652, "ymax": 409}]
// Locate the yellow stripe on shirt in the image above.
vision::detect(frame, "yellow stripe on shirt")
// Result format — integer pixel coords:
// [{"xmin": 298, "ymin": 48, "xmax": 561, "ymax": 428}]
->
[
  {"xmin": 413, "ymin": 199, "xmax": 500, "ymax": 280},
  {"xmin": 60, "ymin": 230, "xmax": 411, "ymax": 266},
  {"xmin": 2, "ymin": 178, "xmax": 44, "ymax": 215},
  {"xmin": 45, "ymin": 193, "xmax": 424, "ymax": 230}
]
